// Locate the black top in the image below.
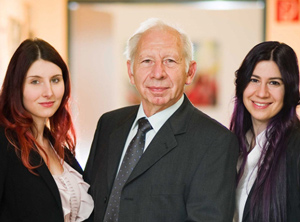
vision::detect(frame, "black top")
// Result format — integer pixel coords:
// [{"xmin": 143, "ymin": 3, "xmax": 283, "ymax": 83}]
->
[
  {"xmin": 242, "ymin": 127, "xmax": 300, "ymax": 222},
  {"xmin": 0, "ymin": 126, "xmax": 83, "ymax": 222}
]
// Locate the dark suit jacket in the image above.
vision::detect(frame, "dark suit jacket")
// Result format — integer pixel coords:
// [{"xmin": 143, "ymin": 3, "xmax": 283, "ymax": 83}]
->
[
  {"xmin": 84, "ymin": 96, "xmax": 239, "ymax": 222},
  {"xmin": 242, "ymin": 128, "xmax": 300, "ymax": 222},
  {"xmin": 0, "ymin": 126, "xmax": 83, "ymax": 222}
]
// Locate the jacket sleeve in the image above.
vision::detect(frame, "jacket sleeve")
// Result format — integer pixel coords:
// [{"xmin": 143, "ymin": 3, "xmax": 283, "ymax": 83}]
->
[
  {"xmin": 0, "ymin": 128, "xmax": 9, "ymax": 204},
  {"xmin": 185, "ymin": 131, "xmax": 239, "ymax": 222},
  {"xmin": 83, "ymin": 117, "xmax": 102, "ymax": 184},
  {"xmin": 287, "ymin": 129, "xmax": 300, "ymax": 221}
]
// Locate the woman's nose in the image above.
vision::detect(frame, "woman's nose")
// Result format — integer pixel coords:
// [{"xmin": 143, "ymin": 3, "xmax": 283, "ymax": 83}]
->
[
  {"xmin": 256, "ymin": 83, "xmax": 269, "ymax": 98},
  {"xmin": 42, "ymin": 83, "xmax": 53, "ymax": 97}
]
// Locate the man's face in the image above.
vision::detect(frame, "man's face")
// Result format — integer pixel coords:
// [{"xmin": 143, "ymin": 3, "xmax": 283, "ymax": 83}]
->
[{"xmin": 127, "ymin": 28, "xmax": 196, "ymax": 116}]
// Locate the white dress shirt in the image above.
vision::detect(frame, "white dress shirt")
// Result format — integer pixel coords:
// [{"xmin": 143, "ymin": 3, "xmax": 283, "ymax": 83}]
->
[
  {"xmin": 234, "ymin": 129, "xmax": 267, "ymax": 222},
  {"xmin": 117, "ymin": 95, "xmax": 184, "ymax": 173}
]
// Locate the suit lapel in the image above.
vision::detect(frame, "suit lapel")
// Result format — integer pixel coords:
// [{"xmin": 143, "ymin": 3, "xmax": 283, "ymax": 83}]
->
[
  {"xmin": 126, "ymin": 95, "xmax": 194, "ymax": 185},
  {"xmin": 31, "ymin": 151, "xmax": 63, "ymax": 211},
  {"xmin": 126, "ymin": 122, "xmax": 178, "ymax": 184},
  {"xmin": 107, "ymin": 110, "xmax": 137, "ymax": 188},
  {"xmin": 242, "ymin": 194, "xmax": 250, "ymax": 221},
  {"xmin": 242, "ymin": 180, "xmax": 256, "ymax": 221}
]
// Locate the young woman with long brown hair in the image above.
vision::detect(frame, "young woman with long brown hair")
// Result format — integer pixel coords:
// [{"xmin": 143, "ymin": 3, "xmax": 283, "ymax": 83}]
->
[{"xmin": 0, "ymin": 38, "xmax": 93, "ymax": 222}]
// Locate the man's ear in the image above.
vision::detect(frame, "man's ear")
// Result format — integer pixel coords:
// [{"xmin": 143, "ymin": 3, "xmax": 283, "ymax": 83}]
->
[
  {"xmin": 127, "ymin": 60, "xmax": 135, "ymax": 85},
  {"xmin": 185, "ymin": 61, "xmax": 197, "ymax": 85}
]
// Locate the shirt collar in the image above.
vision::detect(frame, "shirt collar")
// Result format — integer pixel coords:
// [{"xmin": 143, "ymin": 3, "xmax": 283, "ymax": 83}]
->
[
  {"xmin": 245, "ymin": 129, "xmax": 267, "ymax": 152},
  {"xmin": 132, "ymin": 95, "xmax": 184, "ymax": 133}
]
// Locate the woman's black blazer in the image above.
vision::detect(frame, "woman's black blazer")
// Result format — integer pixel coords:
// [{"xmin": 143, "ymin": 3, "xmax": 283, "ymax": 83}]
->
[
  {"xmin": 0, "ymin": 127, "xmax": 83, "ymax": 222},
  {"xmin": 242, "ymin": 127, "xmax": 300, "ymax": 221}
]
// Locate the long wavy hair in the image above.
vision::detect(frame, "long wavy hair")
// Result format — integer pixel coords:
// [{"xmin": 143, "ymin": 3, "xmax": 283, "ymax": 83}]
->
[
  {"xmin": 230, "ymin": 41, "xmax": 300, "ymax": 222},
  {"xmin": 0, "ymin": 38, "xmax": 76, "ymax": 173}
]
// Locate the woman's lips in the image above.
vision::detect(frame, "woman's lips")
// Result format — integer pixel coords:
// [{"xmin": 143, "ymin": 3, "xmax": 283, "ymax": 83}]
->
[
  {"xmin": 39, "ymin": 101, "xmax": 55, "ymax": 107},
  {"xmin": 252, "ymin": 101, "xmax": 271, "ymax": 109}
]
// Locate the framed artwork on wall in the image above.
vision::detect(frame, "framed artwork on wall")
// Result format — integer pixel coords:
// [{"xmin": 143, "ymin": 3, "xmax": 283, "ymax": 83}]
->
[
  {"xmin": 277, "ymin": 0, "xmax": 299, "ymax": 22},
  {"xmin": 185, "ymin": 40, "xmax": 219, "ymax": 107}
]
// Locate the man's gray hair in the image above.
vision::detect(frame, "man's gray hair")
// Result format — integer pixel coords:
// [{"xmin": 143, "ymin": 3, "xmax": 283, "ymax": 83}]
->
[{"xmin": 124, "ymin": 18, "xmax": 194, "ymax": 72}]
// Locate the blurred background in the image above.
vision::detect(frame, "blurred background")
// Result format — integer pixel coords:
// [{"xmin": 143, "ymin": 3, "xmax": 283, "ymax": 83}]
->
[{"xmin": 0, "ymin": 0, "xmax": 299, "ymax": 168}]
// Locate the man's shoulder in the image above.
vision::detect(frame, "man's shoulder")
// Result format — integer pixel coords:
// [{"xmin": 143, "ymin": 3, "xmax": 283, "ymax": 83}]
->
[
  {"xmin": 178, "ymin": 97, "xmax": 230, "ymax": 132},
  {"xmin": 95, "ymin": 105, "xmax": 139, "ymax": 128},
  {"xmin": 100, "ymin": 105, "xmax": 139, "ymax": 122},
  {"xmin": 184, "ymin": 104, "xmax": 230, "ymax": 133},
  {"xmin": 103, "ymin": 105, "xmax": 139, "ymax": 118}
]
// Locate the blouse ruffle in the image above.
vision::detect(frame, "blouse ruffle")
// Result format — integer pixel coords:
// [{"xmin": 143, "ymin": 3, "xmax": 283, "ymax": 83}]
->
[{"xmin": 53, "ymin": 161, "xmax": 94, "ymax": 222}]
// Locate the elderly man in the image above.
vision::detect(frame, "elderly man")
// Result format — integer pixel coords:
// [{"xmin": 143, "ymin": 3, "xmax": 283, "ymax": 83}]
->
[{"xmin": 84, "ymin": 18, "xmax": 238, "ymax": 222}]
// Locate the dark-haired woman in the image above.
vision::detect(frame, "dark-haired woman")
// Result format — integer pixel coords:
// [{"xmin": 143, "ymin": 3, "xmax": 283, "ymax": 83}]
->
[
  {"xmin": 231, "ymin": 41, "xmax": 300, "ymax": 222},
  {"xmin": 0, "ymin": 38, "xmax": 93, "ymax": 221}
]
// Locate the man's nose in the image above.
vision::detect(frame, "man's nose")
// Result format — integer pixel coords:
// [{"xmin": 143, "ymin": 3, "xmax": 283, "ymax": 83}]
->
[{"xmin": 151, "ymin": 62, "xmax": 166, "ymax": 79}]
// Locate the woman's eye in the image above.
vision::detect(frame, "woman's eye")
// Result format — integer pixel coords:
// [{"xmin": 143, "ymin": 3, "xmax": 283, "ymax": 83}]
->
[
  {"xmin": 269, "ymin": 81, "xmax": 281, "ymax": 86},
  {"xmin": 249, "ymin": 78, "xmax": 258, "ymax": 83},
  {"xmin": 52, "ymin": 78, "xmax": 59, "ymax": 83},
  {"xmin": 31, "ymin": 80, "xmax": 39, "ymax": 84},
  {"xmin": 52, "ymin": 76, "xmax": 63, "ymax": 83}
]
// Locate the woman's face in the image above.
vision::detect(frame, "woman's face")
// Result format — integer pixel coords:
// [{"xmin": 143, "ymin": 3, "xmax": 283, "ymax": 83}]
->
[
  {"xmin": 243, "ymin": 60, "xmax": 285, "ymax": 131},
  {"xmin": 23, "ymin": 59, "xmax": 65, "ymax": 126}
]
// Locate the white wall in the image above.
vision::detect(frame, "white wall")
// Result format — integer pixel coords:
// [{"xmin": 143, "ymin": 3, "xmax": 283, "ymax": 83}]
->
[
  {"xmin": 69, "ymin": 6, "xmax": 116, "ymax": 166},
  {"xmin": 0, "ymin": 0, "xmax": 67, "ymax": 85},
  {"xmin": 0, "ymin": 0, "xmax": 27, "ymax": 84},
  {"xmin": 266, "ymin": 0, "xmax": 300, "ymax": 57},
  {"xmin": 28, "ymin": 0, "xmax": 68, "ymax": 60},
  {"xmin": 265, "ymin": 0, "xmax": 300, "ymax": 116}
]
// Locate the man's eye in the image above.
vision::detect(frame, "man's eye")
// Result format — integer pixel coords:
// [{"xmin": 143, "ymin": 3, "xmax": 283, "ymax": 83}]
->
[
  {"xmin": 142, "ymin": 59, "xmax": 151, "ymax": 63},
  {"xmin": 166, "ymin": 59, "xmax": 175, "ymax": 63}
]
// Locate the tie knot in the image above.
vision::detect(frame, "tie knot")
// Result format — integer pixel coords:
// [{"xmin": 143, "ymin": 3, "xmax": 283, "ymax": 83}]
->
[{"xmin": 138, "ymin": 117, "xmax": 152, "ymax": 133}]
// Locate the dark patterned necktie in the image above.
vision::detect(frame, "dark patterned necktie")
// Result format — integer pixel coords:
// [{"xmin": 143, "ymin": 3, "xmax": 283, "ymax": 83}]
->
[{"xmin": 103, "ymin": 117, "xmax": 152, "ymax": 222}]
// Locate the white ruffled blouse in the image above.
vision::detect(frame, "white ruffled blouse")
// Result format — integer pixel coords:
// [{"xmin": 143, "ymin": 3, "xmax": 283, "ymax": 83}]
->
[{"xmin": 53, "ymin": 161, "xmax": 94, "ymax": 222}]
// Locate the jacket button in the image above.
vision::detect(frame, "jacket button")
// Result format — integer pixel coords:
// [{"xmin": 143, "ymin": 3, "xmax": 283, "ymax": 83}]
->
[{"xmin": 104, "ymin": 197, "xmax": 108, "ymax": 203}]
